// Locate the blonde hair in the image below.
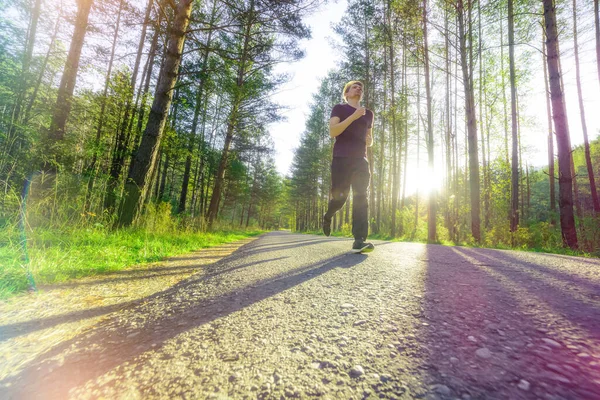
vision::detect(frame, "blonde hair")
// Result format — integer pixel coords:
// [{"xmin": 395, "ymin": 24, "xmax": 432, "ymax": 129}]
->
[{"xmin": 342, "ymin": 80, "xmax": 363, "ymax": 102}]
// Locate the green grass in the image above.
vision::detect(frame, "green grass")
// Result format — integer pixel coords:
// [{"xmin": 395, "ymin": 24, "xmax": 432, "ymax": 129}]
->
[
  {"xmin": 309, "ymin": 228, "xmax": 595, "ymax": 257},
  {"xmin": 0, "ymin": 226, "xmax": 262, "ymax": 300}
]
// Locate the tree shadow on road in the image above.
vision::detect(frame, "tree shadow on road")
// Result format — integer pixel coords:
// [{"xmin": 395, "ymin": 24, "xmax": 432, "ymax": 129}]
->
[
  {"xmin": 0, "ymin": 257, "xmax": 290, "ymax": 342},
  {"xmin": 0, "ymin": 248, "xmax": 367, "ymax": 399},
  {"xmin": 419, "ymin": 244, "xmax": 600, "ymax": 400}
]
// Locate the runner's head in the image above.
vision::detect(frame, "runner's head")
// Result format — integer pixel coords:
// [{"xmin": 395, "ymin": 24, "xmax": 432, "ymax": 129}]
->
[{"xmin": 342, "ymin": 81, "xmax": 363, "ymax": 102}]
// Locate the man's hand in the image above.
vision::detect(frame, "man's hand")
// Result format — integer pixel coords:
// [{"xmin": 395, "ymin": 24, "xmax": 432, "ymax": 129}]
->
[{"xmin": 351, "ymin": 107, "xmax": 366, "ymax": 121}]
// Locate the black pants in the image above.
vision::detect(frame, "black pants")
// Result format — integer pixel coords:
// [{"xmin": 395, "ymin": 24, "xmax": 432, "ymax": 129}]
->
[{"xmin": 324, "ymin": 157, "xmax": 370, "ymax": 242}]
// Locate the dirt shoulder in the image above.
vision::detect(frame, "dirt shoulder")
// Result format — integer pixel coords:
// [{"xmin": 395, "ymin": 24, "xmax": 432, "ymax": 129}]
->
[{"xmin": 0, "ymin": 238, "xmax": 257, "ymax": 383}]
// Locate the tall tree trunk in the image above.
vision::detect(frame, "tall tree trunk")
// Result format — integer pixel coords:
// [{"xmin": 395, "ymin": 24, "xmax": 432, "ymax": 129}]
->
[
  {"xmin": 478, "ymin": 0, "xmax": 488, "ymax": 230},
  {"xmin": 543, "ymin": 29, "xmax": 556, "ymax": 225},
  {"xmin": 423, "ymin": 0, "xmax": 436, "ymax": 242},
  {"xmin": 206, "ymin": 0, "xmax": 255, "ymax": 226},
  {"xmin": 22, "ymin": 0, "xmax": 42, "ymax": 87},
  {"xmin": 121, "ymin": 0, "xmax": 154, "ymax": 137},
  {"xmin": 414, "ymin": 65, "xmax": 421, "ymax": 238},
  {"xmin": 134, "ymin": 18, "xmax": 161, "ymax": 149},
  {"xmin": 158, "ymin": 152, "xmax": 169, "ymax": 201},
  {"xmin": 500, "ymin": 10, "xmax": 509, "ymax": 165},
  {"xmin": 572, "ymin": 0, "xmax": 600, "ymax": 214},
  {"xmin": 543, "ymin": 0, "xmax": 578, "ymax": 249},
  {"xmin": 118, "ymin": 0, "xmax": 194, "ymax": 226},
  {"xmin": 457, "ymin": 0, "xmax": 481, "ymax": 242},
  {"xmin": 400, "ymin": 85, "xmax": 408, "ymax": 211},
  {"xmin": 445, "ymin": 5, "xmax": 453, "ymax": 240},
  {"xmin": 377, "ymin": 46, "xmax": 387, "ymax": 233},
  {"xmin": 363, "ymin": 10, "xmax": 376, "ymax": 232},
  {"xmin": 111, "ymin": 0, "xmax": 154, "ymax": 180},
  {"xmin": 178, "ymin": 0, "xmax": 217, "ymax": 214},
  {"xmin": 44, "ymin": 0, "xmax": 94, "ymax": 169},
  {"xmin": 595, "ymin": 0, "xmax": 600, "ymax": 86},
  {"xmin": 86, "ymin": 0, "xmax": 123, "ymax": 207},
  {"xmin": 23, "ymin": 10, "xmax": 61, "ymax": 124},
  {"xmin": 8, "ymin": 0, "xmax": 42, "ymax": 136},
  {"xmin": 387, "ymin": 0, "xmax": 398, "ymax": 238},
  {"xmin": 508, "ymin": 0, "xmax": 519, "ymax": 232},
  {"xmin": 398, "ymin": 35, "xmax": 407, "ymax": 235}
]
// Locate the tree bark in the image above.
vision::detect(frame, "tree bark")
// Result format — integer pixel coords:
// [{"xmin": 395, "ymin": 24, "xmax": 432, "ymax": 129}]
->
[
  {"xmin": 457, "ymin": 0, "xmax": 480, "ymax": 242},
  {"xmin": 423, "ymin": 0, "xmax": 436, "ymax": 242},
  {"xmin": 508, "ymin": 0, "xmax": 519, "ymax": 232},
  {"xmin": 23, "ymin": 10, "xmax": 61, "ymax": 124},
  {"xmin": 478, "ymin": 0, "xmax": 488, "ymax": 230},
  {"xmin": 118, "ymin": 0, "xmax": 194, "ymax": 226},
  {"xmin": 500, "ymin": 10, "xmax": 509, "ymax": 165},
  {"xmin": 206, "ymin": 0, "xmax": 256, "ymax": 226},
  {"xmin": 572, "ymin": 0, "xmax": 600, "ymax": 214},
  {"xmin": 376, "ymin": 46, "xmax": 387, "ymax": 233},
  {"xmin": 7, "ymin": 0, "xmax": 42, "ymax": 137},
  {"xmin": 444, "ymin": 5, "xmax": 453, "ymax": 240},
  {"xmin": 387, "ymin": 0, "xmax": 399, "ymax": 238},
  {"xmin": 179, "ymin": 0, "xmax": 217, "ymax": 214},
  {"xmin": 543, "ymin": 29, "xmax": 556, "ymax": 225},
  {"xmin": 86, "ymin": 0, "xmax": 123, "ymax": 207},
  {"xmin": 45, "ymin": 0, "xmax": 94, "ymax": 169},
  {"xmin": 595, "ymin": 0, "xmax": 600, "ymax": 86},
  {"xmin": 543, "ymin": 0, "xmax": 578, "ymax": 248}
]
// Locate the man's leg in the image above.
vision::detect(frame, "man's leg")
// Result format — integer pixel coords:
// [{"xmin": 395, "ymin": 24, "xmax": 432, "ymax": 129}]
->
[
  {"xmin": 323, "ymin": 158, "xmax": 350, "ymax": 236},
  {"xmin": 351, "ymin": 158, "xmax": 371, "ymax": 244}
]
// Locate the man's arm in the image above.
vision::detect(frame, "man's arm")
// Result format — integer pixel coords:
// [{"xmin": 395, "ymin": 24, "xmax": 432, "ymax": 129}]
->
[
  {"xmin": 366, "ymin": 113, "xmax": 374, "ymax": 147},
  {"xmin": 329, "ymin": 107, "xmax": 366, "ymax": 138},
  {"xmin": 366, "ymin": 127, "xmax": 373, "ymax": 147}
]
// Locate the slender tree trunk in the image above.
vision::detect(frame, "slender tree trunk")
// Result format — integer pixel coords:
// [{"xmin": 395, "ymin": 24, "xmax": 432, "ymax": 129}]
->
[
  {"xmin": 44, "ymin": 0, "xmax": 94, "ymax": 169},
  {"xmin": 376, "ymin": 46, "xmax": 387, "ymax": 233},
  {"xmin": 457, "ymin": 0, "xmax": 480, "ymax": 242},
  {"xmin": 22, "ymin": 0, "xmax": 42, "ymax": 86},
  {"xmin": 387, "ymin": 0, "xmax": 398, "ymax": 238},
  {"xmin": 118, "ymin": 0, "xmax": 194, "ymax": 226},
  {"xmin": 500, "ymin": 10, "xmax": 509, "ymax": 165},
  {"xmin": 478, "ymin": 0, "xmax": 488, "ymax": 230},
  {"xmin": 445, "ymin": 6, "xmax": 453, "ymax": 240},
  {"xmin": 86, "ymin": 0, "xmax": 123, "ymax": 207},
  {"xmin": 595, "ymin": 0, "xmax": 600, "ymax": 86},
  {"xmin": 400, "ymin": 89, "xmax": 408, "ymax": 211},
  {"xmin": 111, "ymin": 0, "xmax": 154, "ymax": 179},
  {"xmin": 8, "ymin": 0, "xmax": 42, "ymax": 137},
  {"xmin": 158, "ymin": 152, "xmax": 169, "ymax": 201},
  {"xmin": 178, "ymin": 9, "xmax": 215, "ymax": 214},
  {"xmin": 23, "ymin": 11, "xmax": 61, "ymax": 124},
  {"xmin": 134, "ymin": 19, "xmax": 161, "ymax": 149},
  {"xmin": 398, "ymin": 35, "xmax": 407, "ymax": 235},
  {"xmin": 543, "ymin": 29, "xmax": 556, "ymax": 225},
  {"xmin": 363, "ymin": 11, "xmax": 376, "ymax": 233},
  {"xmin": 207, "ymin": 0, "xmax": 255, "ymax": 226},
  {"xmin": 543, "ymin": 0, "xmax": 578, "ymax": 249},
  {"xmin": 423, "ymin": 0, "xmax": 436, "ymax": 242},
  {"xmin": 508, "ymin": 0, "xmax": 519, "ymax": 232},
  {"xmin": 414, "ymin": 65, "xmax": 421, "ymax": 238},
  {"xmin": 572, "ymin": 0, "xmax": 600, "ymax": 213},
  {"xmin": 526, "ymin": 162, "xmax": 531, "ymax": 218}
]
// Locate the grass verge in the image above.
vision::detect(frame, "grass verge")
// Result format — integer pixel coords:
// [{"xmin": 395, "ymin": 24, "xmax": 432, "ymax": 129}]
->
[{"xmin": 0, "ymin": 226, "xmax": 262, "ymax": 300}]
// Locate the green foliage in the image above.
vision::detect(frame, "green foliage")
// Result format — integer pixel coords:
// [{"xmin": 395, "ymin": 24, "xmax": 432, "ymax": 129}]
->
[{"xmin": 0, "ymin": 221, "xmax": 262, "ymax": 299}]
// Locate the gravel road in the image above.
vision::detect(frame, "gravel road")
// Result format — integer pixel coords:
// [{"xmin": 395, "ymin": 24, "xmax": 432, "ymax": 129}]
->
[{"xmin": 1, "ymin": 231, "xmax": 600, "ymax": 399}]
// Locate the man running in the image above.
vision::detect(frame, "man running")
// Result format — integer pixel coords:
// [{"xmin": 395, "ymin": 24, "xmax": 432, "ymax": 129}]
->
[{"xmin": 322, "ymin": 80, "xmax": 374, "ymax": 253}]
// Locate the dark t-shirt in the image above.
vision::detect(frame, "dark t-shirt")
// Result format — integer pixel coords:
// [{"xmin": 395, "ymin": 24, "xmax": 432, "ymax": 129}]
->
[{"xmin": 330, "ymin": 103, "xmax": 374, "ymax": 158}]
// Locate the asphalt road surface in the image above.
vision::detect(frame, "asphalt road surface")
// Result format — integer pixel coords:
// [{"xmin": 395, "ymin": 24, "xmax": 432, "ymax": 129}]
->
[{"xmin": 2, "ymin": 231, "xmax": 600, "ymax": 399}]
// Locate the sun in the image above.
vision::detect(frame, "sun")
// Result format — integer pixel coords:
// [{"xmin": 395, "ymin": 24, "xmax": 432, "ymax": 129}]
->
[{"xmin": 404, "ymin": 165, "xmax": 445, "ymax": 197}]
